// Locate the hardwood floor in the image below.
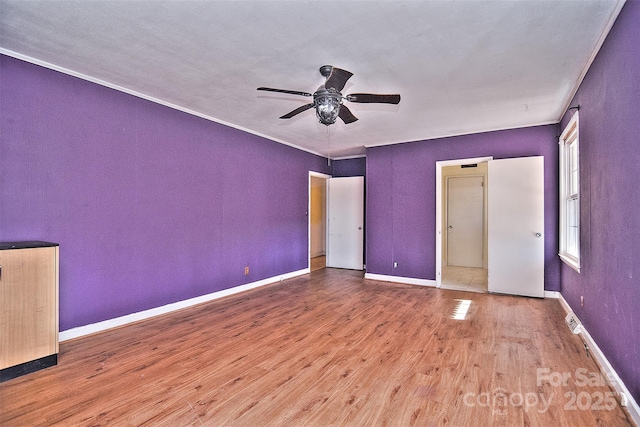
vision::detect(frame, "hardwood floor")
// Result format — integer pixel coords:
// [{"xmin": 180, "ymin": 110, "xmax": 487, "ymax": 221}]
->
[{"xmin": 0, "ymin": 269, "xmax": 632, "ymax": 426}]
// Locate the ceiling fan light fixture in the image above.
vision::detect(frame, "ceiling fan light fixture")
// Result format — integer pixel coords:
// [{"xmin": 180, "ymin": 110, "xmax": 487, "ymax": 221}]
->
[
  {"xmin": 314, "ymin": 88, "xmax": 342, "ymax": 126},
  {"xmin": 257, "ymin": 65, "xmax": 400, "ymax": 125}
]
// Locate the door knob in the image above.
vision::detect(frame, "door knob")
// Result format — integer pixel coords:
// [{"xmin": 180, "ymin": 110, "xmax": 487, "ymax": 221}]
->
[
  {"xmin": 448, "ymin": 225, "xmax": 453, "ymax": 229},
  {"xmin": 535, "ymin": 232, "xmax": 542, "ymax": 238}
]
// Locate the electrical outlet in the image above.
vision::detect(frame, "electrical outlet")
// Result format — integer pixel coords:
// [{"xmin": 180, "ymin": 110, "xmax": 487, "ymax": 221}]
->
[
  {"xmin": 244, "ymin": 266, "xmax": 249, "ymax": 275},
  {"xmin": 565, "ymin": 312, "xmax": 582, "ymax": 334},
  {"xmin": 393, "ymin": 262, "xmax": 398, "ymax": 268},
  {"xmin": 580, "ymin": 295, "xmax": 584, "ymax": 307}
]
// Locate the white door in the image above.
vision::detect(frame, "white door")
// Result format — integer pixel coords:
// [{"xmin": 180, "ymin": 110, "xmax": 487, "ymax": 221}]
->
[
  {"xmin": 327, "ymin": 176, "xmax": 364, "ymax": 270},
  {"xmin": 488, "ymin": 156, "xmax": 544, "ymax": 298},
  {"xmin": 447, "ymin": 176, "xmax": 484, "ymax": 268}
]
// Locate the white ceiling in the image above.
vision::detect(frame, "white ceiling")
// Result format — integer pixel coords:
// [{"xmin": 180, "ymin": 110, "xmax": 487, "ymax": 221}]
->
[{"xmin": 0, "ymin": 0, "xmax": 625, "ymax": 158}]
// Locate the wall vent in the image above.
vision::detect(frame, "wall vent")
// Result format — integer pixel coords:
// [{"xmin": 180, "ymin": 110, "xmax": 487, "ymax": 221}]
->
[{"xmin": 565, "ymin": 312, "xmax": 582, "ymax": 334}]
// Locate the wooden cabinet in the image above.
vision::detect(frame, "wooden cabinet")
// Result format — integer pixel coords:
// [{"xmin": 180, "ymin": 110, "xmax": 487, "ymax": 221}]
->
[{"xmin": 0, "ymin": 241, "xmax": 59, "ymax": 382}]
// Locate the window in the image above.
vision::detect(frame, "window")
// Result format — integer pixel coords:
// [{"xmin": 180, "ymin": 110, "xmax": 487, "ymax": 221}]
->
[{"xmin": 559, "ymin": 112, "xmax": 580, "ymax": 272}]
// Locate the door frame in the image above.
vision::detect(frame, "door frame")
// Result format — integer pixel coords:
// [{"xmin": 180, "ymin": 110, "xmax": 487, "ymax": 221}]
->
[
  {"xmin": 435, "ymin": 156, "xmax": 493, "ymax": 288},
  {"xmin": 308, "ymin": 171, "xmax": 332, "ymax": 270}
]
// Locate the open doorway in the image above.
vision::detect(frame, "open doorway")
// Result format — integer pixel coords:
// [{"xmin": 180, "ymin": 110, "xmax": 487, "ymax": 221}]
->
[
  {"xmin": 309, "ymin": 172, "xmax": 365, "ymax": 272},
  {"xmin": 442, "ymin": 165, "xmax": 488, "ymax": 292},
  {"xmin": 435, "ymin": 157, "xmax": 492, "ymax": 292},
  {"xmin": 309, "ymin": 172, "xmax": 330, "ymax": 271}
]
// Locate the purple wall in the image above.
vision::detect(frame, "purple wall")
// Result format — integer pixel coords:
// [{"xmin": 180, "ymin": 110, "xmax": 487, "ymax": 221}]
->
[
  {"xmin": 559, "ymin": 1, "xmax": 640, "ymax": 403},
  {"xmin": 366, "ymin": 125, "xmax": 560, "ymax": 290},
  {"xmin": 332, "ymin": 157, "xmax": 366, "ymax": 177},
  {"xmin": 0, "ymin": 55, "xmax": 331, "ymax": 331}
]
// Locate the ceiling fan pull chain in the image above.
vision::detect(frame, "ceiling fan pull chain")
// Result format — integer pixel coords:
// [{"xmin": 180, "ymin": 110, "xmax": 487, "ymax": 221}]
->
[{"xmin": 327, "ymin": 125, "xmax": 331, "ymax": 166}]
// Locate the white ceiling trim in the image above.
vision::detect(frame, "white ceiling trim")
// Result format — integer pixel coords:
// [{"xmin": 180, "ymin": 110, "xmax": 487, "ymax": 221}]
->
[
  {"xmin": 556, "ymin": 0, "xmax": 627, "ymax": 121},
  {"xmin": 0, "ymin": 48, "xmax": 328, "ymax": 158}
]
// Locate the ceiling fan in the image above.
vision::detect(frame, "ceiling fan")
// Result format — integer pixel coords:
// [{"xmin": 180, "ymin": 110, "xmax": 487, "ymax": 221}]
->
[{"xmin": 257, "ymin": 65, "xmax": 401, "ymax": 126}]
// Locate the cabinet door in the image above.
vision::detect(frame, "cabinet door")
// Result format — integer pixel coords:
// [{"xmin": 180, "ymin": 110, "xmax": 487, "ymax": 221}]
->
[{"xmin": 0, "ymin": 247, "xmax": 59, "ymax": 369}]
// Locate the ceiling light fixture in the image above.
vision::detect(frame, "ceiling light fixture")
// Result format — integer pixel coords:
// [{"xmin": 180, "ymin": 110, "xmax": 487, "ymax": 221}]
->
[
  {"xmin": 314, "ymin": 88, "xmax": 342, "ymax": 126},
  {"xmin": 257, "ymin": 65, "xmax": 400, "ymax": 126}
]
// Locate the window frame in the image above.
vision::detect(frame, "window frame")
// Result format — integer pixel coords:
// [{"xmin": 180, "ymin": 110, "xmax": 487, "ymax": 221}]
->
[{"xmin": 558, "ymin": 112, "xmax": 581, "ymax": 272}]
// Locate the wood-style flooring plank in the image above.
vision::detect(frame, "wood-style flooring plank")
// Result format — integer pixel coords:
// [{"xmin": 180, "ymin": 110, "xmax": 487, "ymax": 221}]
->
[{"xmin": 0, "ymin": 268, "xmax": 633, "ymax": 426}]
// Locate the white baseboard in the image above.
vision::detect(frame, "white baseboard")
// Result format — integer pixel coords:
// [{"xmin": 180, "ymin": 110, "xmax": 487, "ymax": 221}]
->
[
  {"xmin": 557, "ymin": 292, "xmax": 573, "ymax": 314},
  {"xmin": 557, "ymin": 293, "xmax": 639, "ymax": 426},
  {"xmin": 364, "ymin": 273, "xmax": 436, "ymax": 287},
  {"xmin": 59, "ymin": 268, "xmax": 309, "ymax": 342},
  {"xmin": 544, "ymin": 290, "xmax": 560, "ymax": 299}
]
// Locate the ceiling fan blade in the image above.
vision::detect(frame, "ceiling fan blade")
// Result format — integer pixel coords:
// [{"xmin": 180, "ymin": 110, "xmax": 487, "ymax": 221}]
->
[
  {"xmin": 279, "ymin": 103, "xmax": 315, "ymax": 119},
  {"xmin": 325, "ymin": 67, "xmax": 353, "ymax": 92},
  {"xmin": 257, "ymin": 87, "xmax": 312, "ymax": 97},
  {"xmin": 338, "ymin": 105, "xmax": 358, "ymax": 124},
  {"xmin": 347, "ymin": 93, "xmax": 401, "ymax": 104}
]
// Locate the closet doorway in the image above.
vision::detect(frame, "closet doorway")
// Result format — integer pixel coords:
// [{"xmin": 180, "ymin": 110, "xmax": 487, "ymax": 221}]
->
[
  {"xmin": 436, "ymin": 157, "xmax": 492, "ymax": 292},
  {"xmin": 435, "ymin": 156, "xmax": 545, "ymax": 298},
  {"xmin": 442, "ymin": 162, "xmax": 488, "ymax": 292}
]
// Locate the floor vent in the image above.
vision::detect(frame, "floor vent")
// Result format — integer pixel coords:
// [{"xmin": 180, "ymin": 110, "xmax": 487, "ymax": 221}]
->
[{"xmin": 565, "ymin": 312, "xmax": 582, "ymax": 334}]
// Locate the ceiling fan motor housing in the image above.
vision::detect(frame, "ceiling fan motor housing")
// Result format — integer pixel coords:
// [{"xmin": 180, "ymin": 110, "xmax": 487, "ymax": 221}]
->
[{"xmin": 319, "ymin": 65, "xmax": 334, "ymax": 78}]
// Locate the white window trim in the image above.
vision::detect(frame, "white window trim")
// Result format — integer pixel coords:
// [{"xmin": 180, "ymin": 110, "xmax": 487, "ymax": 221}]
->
[{"xmin": 558, "ymin": 112, "xmax": 580, "ymax": 273}]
